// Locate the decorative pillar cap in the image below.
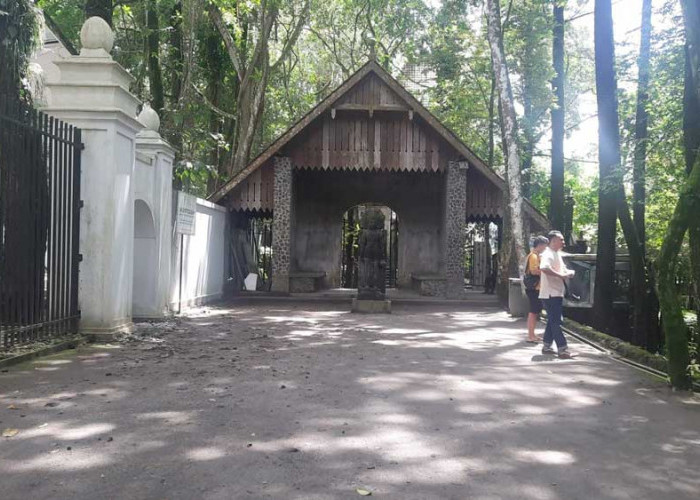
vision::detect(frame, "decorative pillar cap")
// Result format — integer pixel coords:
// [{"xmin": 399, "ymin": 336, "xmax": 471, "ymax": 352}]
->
[
  {"xmin": 136, "ymin": 103, "xmax": 162, "ymax": 139},
  {"xmin": 138, "ymin": 103, "xmax": 160, "ymax": 130},
  {"xmin": 80, "ymin": 17, "xmax": 114, "ymax": 57}
]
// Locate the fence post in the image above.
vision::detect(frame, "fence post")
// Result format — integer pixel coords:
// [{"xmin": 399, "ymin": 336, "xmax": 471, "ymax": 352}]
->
[{"xmin": 38, "ymin": 17, "xmax": 143, "ymax": 338}]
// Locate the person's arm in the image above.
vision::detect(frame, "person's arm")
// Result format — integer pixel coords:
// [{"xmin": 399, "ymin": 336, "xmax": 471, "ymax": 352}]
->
[
  {"xmin": 540, "ymin": 267, "xmax": 568, "ymax": 279},
  {"xmin": 560, "ymin": 253, "xmax": 576, "ymax": 277},
  {"xmin": 528, "ymin": 254, "xmax": 541, "ymax": 275},
  {"xmin": 540, "ymin": 252, "xmax": 569, "ymax": 279}
]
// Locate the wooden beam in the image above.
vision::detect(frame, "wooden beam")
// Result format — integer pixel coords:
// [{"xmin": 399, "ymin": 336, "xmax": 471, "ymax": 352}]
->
[{"xmin": 334, "ymin": 103, "xmax": 409, "ymax": 112}]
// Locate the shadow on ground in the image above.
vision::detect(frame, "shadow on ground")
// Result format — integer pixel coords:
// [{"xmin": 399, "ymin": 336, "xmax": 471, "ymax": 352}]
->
[{"xmin": 1, "ymin": 301, "xmax": 698, "ymax": 500}]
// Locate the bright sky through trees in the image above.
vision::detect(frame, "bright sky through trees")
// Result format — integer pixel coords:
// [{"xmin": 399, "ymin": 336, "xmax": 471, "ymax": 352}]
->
[{"xmin": 567, "ymin": 0, "xmax": 666, "ymax": 176}]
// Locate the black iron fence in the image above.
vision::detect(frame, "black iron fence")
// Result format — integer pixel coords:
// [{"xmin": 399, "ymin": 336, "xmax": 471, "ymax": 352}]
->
[
  {"xmin": 0, "ymin": 98, "xmax": 82, "ymax": 349},
  {"xmin": 249, "ymin": 217, "xmax": 273, "ymax": 290}
]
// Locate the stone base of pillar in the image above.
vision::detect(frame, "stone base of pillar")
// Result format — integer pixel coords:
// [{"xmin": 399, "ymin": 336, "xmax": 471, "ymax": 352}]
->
[
  {"xmin": 80, "ymin": 320, "xmax": 134, "ymax": 341},
  {"xmin": 271, "ymin": 274, "xmax": 290, "ymax": 294},
  {"xmin": 352, "ymin": 298, "xmax": 392, "ymax": 314},
  {"xmin": 445, "ymin": 279, "xmax": 466, "ymax": 300}
]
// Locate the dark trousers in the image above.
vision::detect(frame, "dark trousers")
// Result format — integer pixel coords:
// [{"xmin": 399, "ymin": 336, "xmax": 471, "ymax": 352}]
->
[{"xmin": 542, "ymin": 296, "xmax": 567, "ymax": 349}]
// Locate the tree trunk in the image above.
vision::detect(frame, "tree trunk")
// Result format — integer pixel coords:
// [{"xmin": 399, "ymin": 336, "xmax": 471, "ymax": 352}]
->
[
  {"xmin": 230, "ymin": 64, "xmax": 269, "ymax": 176},
  {"xmin": 486, "ymin": 0, "xmax": 526, "ymax": 287},
  {"xmin": 590, "ymin": 2, "xmax": 656, "ymax": 349},
  {"xmin": 205, "ymin": 30, "xmax": 224, "ymax": 195},
  {"xmin": 521, "ymin": 84, "xmax": 534, "ymax": 200},
  {"xmin": 85, "ymin": 0, "xmax": 112, "ymax": 26},
  {"xmin": 169, "ymin": 1, "xmax": 183, "ymax": 108},
  {"xmin": 488, "ymin": 71, "xmax": 496, "ymax": 168},
  {"xmin": 551, "ymin": 2, "xmax": 565, "ymax": 232},
  {"xmin": 592, "ymin": 0, "xmax": 619, "ymax": 329},
  {"xmin": 616, "ymin": 186, "xmax": 658, "ymax": 349},
  {"xmin": 632, "ymin": 0, "xmax": 652, "ymax": 252},
  {"xmin": 622, "ymin": 0, "xmax": 660, "ymax": 350},
  {"xmin": 146, "ymin": 0, "xmax": 164, "ymax": 114},
  {"xmin": 206, "ymin": 1, "xmax": 297, "ymax": 178},
  {"xmin": 167, "ymin": 0, "xmax": 183, "ymax": 158},
  {"xmin": 655, "ymin": 156, "xmax": 699, "ymax": 390},
  {"xmin": 684, "ymin": 47, "xmax": 700, "ymax": 324},
  {"xmin": 654, "ymin": 0, "xmax": 700, "ymax": 389}
]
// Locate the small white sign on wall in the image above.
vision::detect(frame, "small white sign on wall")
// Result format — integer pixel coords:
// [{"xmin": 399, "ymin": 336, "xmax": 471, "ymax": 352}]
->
[{"xmin": 176, "ymin": 192, "xmax": 197, "ymax": 235}]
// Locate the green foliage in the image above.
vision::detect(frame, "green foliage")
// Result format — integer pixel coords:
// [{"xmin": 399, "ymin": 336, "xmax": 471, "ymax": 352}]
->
[
  {"xmin": 0, "ymin": 0, "xmax": 41, "ymax": 101},
  {"xmin": 28, "ymin": 1, "xmax": 697, "ymax": 289}
]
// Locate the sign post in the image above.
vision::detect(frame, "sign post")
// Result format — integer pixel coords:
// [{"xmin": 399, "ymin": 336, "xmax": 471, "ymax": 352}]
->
[{"xmin": 176, "ymin": 192, "xmax": 197, "ymax": 313}]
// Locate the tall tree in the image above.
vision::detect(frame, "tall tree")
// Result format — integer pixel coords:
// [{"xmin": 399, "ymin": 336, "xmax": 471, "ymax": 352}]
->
[
  {"xmin": 146, "ymin": 0, "xmax": 164, "ymax": 114},
  {"xmin": 593, "ymin": 0, "xmax": 656, "ymax": 347},
  {"xmin": 592, "ymin": 0, "xmax": 619, "ymax": 327},
  {"xmin": 486, "ymin": 0, "xmax": 526, "ymax": 290},
  {"xmin": 84, "ymin": 0, "xmax": 113, "ymax": 25},
  {"xmin": 684, "ymin": 46, "xmax": 700, "ymax": 328},
  {"xmin": 633, "ymin": 0, "xmax": 652, "ymax": 252},
  {"xmin": 207, "ymin": 0, "xmax": 309, "ymax": 178},
  {"xmin": 168, "ymin": 1, "xmax": 184, "ymax": 108},
  {"xmin": 654, "ymin": 0, "xmax": 700, "ymax": 390},
  {"xmin": 551, "ymin": 1, "xmax": 565, "ymax": 231}
]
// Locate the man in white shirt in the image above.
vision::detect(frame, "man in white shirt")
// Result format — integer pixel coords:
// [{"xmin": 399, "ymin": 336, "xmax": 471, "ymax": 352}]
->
[{"xmin": 539, "ymin": 230, "xmax": 576, "ymax": 358}]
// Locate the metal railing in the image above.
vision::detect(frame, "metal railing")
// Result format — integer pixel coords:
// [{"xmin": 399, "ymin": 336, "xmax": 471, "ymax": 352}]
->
[{"xmin": 0, "ymin": 98, "xmax": 82, "ymax": 348}]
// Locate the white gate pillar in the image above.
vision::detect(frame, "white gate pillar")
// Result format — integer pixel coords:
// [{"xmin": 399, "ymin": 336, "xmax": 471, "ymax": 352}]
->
[
  {"xmin": 39, "ymin": 17, "xmax": 143, "ymax": 337},
  {"xmin": 135, "ymin": 106, "xmax": 175, "ymax": 317}
]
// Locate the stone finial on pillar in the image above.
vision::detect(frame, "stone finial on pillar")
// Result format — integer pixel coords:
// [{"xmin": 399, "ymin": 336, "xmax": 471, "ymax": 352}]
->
[
  {"xmin": 79, "ymin": 16, "xmax": 115, "ymax": 57},
  {"xmin": 444, "ymin": 160, "xmax": 469, "ymax": 299},
  {"xmin": 271, "ymin": 157, "xmax": 293, "ymax": 293},
  {"xmin": 137, "ymin": 103, "xmax": 161, "ymax": 138}
]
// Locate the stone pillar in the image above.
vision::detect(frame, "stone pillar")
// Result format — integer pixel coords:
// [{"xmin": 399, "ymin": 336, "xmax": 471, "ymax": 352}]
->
[
  {"xmin": 444, "ymin": 160, "xmax": 469, "ymax": 299},
  {"xmin": 39, "ymin": 17, "xmax": 143, "ymax": 337},
  {"xmin": 135, "ymin": 105, "xmax": 175, "ymax": 317},
  {"xmin": 271, "ymin": 156, "xmax": 293, "ymax": 293}
]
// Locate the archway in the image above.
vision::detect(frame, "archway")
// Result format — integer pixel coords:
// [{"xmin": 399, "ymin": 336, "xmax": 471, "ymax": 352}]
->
[
  {"xmin": 340, "ymin": 204, "xmax": 398, "ymax": 289},
  {"xmin": 132, "ymin": 199, "xmax": 158, "ymax": 317}
]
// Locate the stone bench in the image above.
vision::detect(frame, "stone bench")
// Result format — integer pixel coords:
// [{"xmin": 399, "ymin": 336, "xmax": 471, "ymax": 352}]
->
[
  {"xmin": 411, "ymin": 274, "xmax": 446, "ymax": 297},
  {"xmin": 289, "ymin": 271, "xmax": 326, "ymax": 293}
]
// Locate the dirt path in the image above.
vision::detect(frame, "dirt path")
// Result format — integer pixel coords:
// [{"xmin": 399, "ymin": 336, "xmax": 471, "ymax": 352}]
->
[{"xmin": 1, "ymin": 301, "xmax": 698, "ymax": 499}]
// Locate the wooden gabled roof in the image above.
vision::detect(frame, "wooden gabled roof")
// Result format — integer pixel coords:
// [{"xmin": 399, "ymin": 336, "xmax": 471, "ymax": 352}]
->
[{"xmin": 209, "ymin": 60, "xmax": 548, "ymax": 229}]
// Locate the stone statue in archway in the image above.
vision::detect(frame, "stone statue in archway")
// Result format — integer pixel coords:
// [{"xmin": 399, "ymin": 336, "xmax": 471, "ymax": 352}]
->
[{"xmin": 357, "ymin": 208, "xmax": 387, "ymax": 300}]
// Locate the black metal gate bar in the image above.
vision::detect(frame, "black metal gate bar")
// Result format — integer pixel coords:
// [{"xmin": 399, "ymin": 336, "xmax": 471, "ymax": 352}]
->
[{"xmin": 0, "ymin": 99, "xmax": 82, "ymax": 349}]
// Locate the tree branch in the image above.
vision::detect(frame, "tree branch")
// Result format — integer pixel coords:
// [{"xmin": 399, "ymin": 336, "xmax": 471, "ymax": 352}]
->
[
  {"xmin": 206, "ymin": 2, "xmax": 244, "ymax": 82},
  {"xmin": 271, "ymin": 0, "xmax": 310, "ymax": 72},
  {"xmin": 191, "ymin": 82, "xmax": 238, "ymax": 119}
]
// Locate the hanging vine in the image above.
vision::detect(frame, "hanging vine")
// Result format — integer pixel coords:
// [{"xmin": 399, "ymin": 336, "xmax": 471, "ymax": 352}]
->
[{"xmin": 0, "ymin": 0, "xmax": 41, "ymax": 103}]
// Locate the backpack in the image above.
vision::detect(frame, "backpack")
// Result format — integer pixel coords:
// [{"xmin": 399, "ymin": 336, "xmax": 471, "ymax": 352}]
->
[{"xmin": 523, "ymin": 254, "xmax": 539, "ymax": 290}]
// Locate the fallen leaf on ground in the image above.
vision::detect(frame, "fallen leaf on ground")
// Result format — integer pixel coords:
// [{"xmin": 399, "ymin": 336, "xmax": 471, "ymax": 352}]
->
[
  {"xmin": 356, "ymin": 488, "xmax": 372, "ymax": 496},
  {"xmin": 2, "ymin": 428, "xmax": 19, "ymax": 437},
  {"xmin": 7, "ymin": 404, "xmax": 17, "ymax": 410}
]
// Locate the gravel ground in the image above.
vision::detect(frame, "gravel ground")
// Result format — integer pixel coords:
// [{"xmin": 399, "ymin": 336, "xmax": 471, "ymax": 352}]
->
[{"xmin": 0, "ymin": 301, "xmax": 698, "ymax": 500}]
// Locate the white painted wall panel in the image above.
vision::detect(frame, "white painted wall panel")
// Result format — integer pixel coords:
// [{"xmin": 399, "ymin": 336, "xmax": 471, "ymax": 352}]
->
[{"xmin": 170, "ymin": 196, "xmax": 227, "ymax": 310}]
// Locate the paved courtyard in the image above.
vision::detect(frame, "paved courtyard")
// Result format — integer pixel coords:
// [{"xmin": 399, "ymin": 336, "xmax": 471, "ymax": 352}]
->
[{"xmin": 1, "ymin": 301, "xmax": 699, "ymax": 500}]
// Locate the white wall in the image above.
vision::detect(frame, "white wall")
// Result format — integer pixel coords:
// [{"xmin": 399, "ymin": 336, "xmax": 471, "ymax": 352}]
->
[
  {"xmin": 133, "ymin": 199, "xmax": 158, "ymax": 316},
  {"xmin": 132, "ymin": 139, "xmax": 175, "ymax": 318},
  {"xmin": 170, "ymin": 196, "xmax": 227, "ymax": 310}
]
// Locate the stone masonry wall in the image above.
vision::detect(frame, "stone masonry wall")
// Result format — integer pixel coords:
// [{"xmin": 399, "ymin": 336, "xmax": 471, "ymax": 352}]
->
[
  {"xmin": 444, "ymin": 160, "xmax": 468, "ymax": 299},
  {"xmin": 271, "ymin": 157, "xmax": 293, "ymax": 293}
]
